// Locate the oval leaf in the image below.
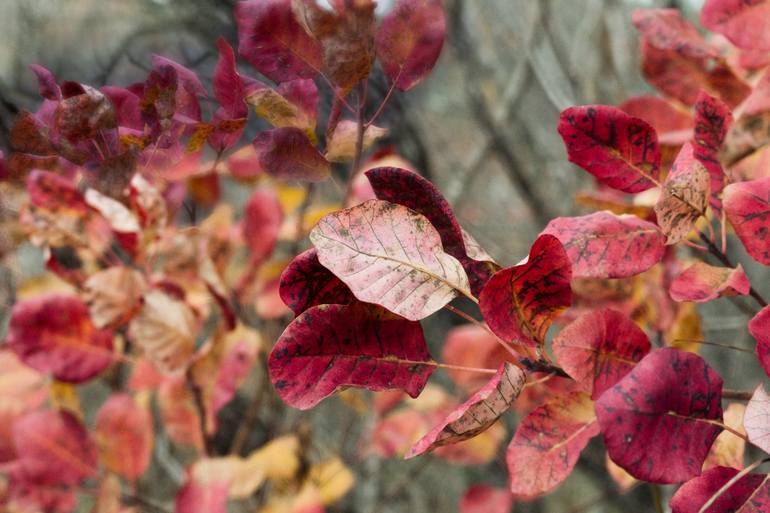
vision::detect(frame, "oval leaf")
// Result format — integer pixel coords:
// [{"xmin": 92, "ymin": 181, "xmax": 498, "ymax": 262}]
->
[
  {"xmin": 479, "ymin": 234, "xmax": 571, "ymax": 347},
  {"xmin": 375, "ymin": 0, "xmax": 446, "ymax": 91},
  {"xmin": 6, "ymin": 294, "xmax": 114, "ymax": 383},
  {"xmin": 553, "ymin": 308, "xmax": 650, "ymax": 399},
  {"xmin": 724, "ymin": 176, "xmax": 770, "ymax": 265},
  {"xmin": 95, "ymin": 393, "xmax": 153, "ymax": 480},
  {"xmin": 459, "ymin": 485, "xmax": 513, "ymax": 513},
  {"xmin": 669, "ymin": 262, "xmax": 750, "ymax": 303},
  {"xmin": 541, "ymin": 211, "xmax": 666, "ymax": 279},
  {"xmin": 83, "ymin": 266, "xmax": 147, "ymax": 329},
  {"xmin": 268, "ymin": 303, "xmax": 433, "ymax": 409},
  {"xmin": 309, "ymin": 199, "xmax": 470, "ymax": 321},
  {"xmin": 558, "ymin": 105, "xmax": 660, "ymax": 193},
  {"xmin": 744, "ymin": 384, "xmax": 770, "ymax": 455},
  {"xmin": 253, "ymin": 127, "xmax": 330, "ymax": 182},
  {"xmin": 507, "ymin": 391, "xmax": 600, "ymax": 499},
  {"xmin": 242, "ymin": 187, "xmax": 283, "ymax": 264},
  {"xmin": 406, "ymin": 363, "xmax": 525, "ymax": 458},
  {"xmin": 596, "ymin": 347, "xmax": 724, "ymax": 484}
]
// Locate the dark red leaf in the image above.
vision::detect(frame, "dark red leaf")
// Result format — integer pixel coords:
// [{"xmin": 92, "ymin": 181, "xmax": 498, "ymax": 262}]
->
[
  {"xmin": 268, "ymin": 303, "xmax": 433, "ymax": 409},
  {"xmin": 701, "ymin": 0, "xmax": 770, "ymax": 51},
  {"xmin": 724, "ymin": 176, "xmax": 770, "ymax": 265},
  {"xmin": 693, "ymin": 91, "xmax": 733, "ymax": 198},
  {"xmin": 596, "ymin": 347, "xmax": 724, "ymax": 483},
  {"xmin": 558, "ymin": 105, "xmax": 661, "ymax": 193},
  {"xmin": 669, "ymin": 466, "xmax": 766, "ymax": 513},
  {"xmin": 55, "ymin": 85, "xmax": 117, "ymax": 143},
  {"xmin": 279, "ymin": 248, "xmax": 354, "ymax": 315},
  {"xmin": 6, "ymin": 294, "xmax": 114, "ymax": 383},
  {"xmin": 479, "ymin": 234, "xmax": 572, "ymax": 348},
  {"xmin": 670, "ymin": 262, "xmax": 750, "ymax": 303},
  {"xmin": 375, "ymin": 0, "xmax": 446, "ymax": 91},
  {"xmin": 210, "ymin": 37, "xmax": 249, "ymax": 151},
  {"xmin": 26, "ymin": 170, "xmax": 88, "ymax": 213},
  {"xmin": 507, "ymin": 391, "xmax": 600, "ymax": 498},
  {"xmin": 13, "ymin": 409, "xmax": 98, "ymax": 486},
  {"xmin": 553, "ymin": 308, "xmax": 650, "ymax": 399},
  {"xmin": 252, "ymin": 127, "xmax": 330, "ymax": 181},
  {"xmin": 235, "ymin": 0, "xmax": 322, "ymax": 83},
  {"xmin": 365, "ymin": 166, "xmax": 499, "ymax": 295},
  {"xmin": 541, "ymin": 211, "xmax": 666, "ymax": 278},
  {"xmin": 406, "ymin": 363, "xmax": 525, "ymax": 457}
]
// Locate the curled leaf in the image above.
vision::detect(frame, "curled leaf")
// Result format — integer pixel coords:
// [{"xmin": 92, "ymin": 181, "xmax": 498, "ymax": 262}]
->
[
  {"xmin": 669, "ymin": 262, "xmax": 750, "ymax": 303},
  {"xmin": 83, "ymin": 266, "xmax": 147, "ymax": 329},
  {"xmin": 269, "ymin": 303, "xmax": 433, "ymax": 409},
  {"xmin": 479, "ymin": 234, "xmax": 571, "ymax": 348},
  {"xmin": 325, "ymin": 120, "xmax": 388, "ymax": 162},
  {"xmin": 406, "ymin": 363, "xmax": 525, "ymax": 458},
  {"xmin": 279, "ymin": 248, "xmax": 354, "ymax": 315},
  {"xmin": 309, "ymin": 199, "xmax": 470, "ymax": 321}
]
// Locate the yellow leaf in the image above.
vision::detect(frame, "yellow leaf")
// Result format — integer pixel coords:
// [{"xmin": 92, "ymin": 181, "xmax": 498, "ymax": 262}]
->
[
  {"xmin": 704, "ymin": 402, "xmax": 746, "ymax": 470},
  {"xmin": 50, "ymin": 381, "xmax": 82, "ymax": 418},
  {"xmin": 667, "ymin": 302, "xmax": 703, "ymax": 353},
  {"xmin": 309, "ymin": 457, "xmax": 354, "ymax": 505}
]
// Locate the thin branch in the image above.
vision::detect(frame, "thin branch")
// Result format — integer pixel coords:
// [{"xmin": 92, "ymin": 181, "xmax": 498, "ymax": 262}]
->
[{"xmin": 698, "ymin": 230, "xmax": 768, "ymax": 308}]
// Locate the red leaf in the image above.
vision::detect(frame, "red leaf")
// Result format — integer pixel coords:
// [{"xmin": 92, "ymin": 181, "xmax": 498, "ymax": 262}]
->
[
  {"xmin": 693, "ymin": 91, "xmax": 733, "ymax": 198},
  {"xmin": 670, "ymin": 262, "xmax": 750, "ymax": 303},
  {"xmin": 365, "ymin": 166, "xmax": 499, "ymax": 296},
  {"xmin": 279, "ymin": 248, "xmax": 354, "ymax": 315},
  {"xmin": 619, "ymin": 95, "xmax": 692, "ymax": 145},
  {"xmin": 55, "ymin": 85, "xmax": 117, "ymax": 143},
  {"xmin": 310, "ymin": 199, "xmax": 470, "ymax": 321},
  {"xmin": 95, "ymin": 393, "xmax": 153, "ymax": 480},
  {"xmin": 558, "ymin": 105, "xmax": 661, "ymax": 193},
  {"xmin": 744, "ymin": 384, "xmax": 770, "ymax": 455},
  {"xmin": 724, "ymin": 176, "xmax": 770, "ymax": 265},
  {"xmin": 268, "ymin": 303, "xmax": 433, "ymax": 409},
  {"xmin": 633, "ymin": 9, "xmax": 720, "ymax": 60},
  {"xmin": 210, "ymin": 37, "xmax": 249, "ymax": 151},
  {"xmin": 375, "ymin": 0, "xmax": 446, "ymax": 91},
  {"xmin": 175, "ymin": 469, "xmax": 229, "ymax": 513},
  {"xmin": 442, "ymin": 325, "xmax": 512, "ymax": 393},
  {"xmin": 13, "ymin": 409, "xmax": 98, "ymax": 486},
  {"xmin": 507, "ymin": 391, "xmax": 600, "ymax": 498},
  {"xmin": 242, "ymin": 187, "xmax": 283, "ymax": 264},
  {"xmin": 654, "ymin": 142, "xmax": 710, "ymax": 244},
  {"xmin": 541, "ymin": 211, "xmax": 666, "ymax": 279},
  {"xmin": 669, "ymin": 466, "xmax": 766, "ymax": 513},
  {"xmin": 253, "ymin": 127, "xmax": 330, "ymax": 181},
  {"xmin": 26, "ymin": 170, "xmax": 88, "ymax": 213},
  {"xmin": 235, "ymin": 0, "xmax": 322, "ymax": 83},
  {"xmin": 406, "ymin": 363, "xmax": 525, "ymax": 458},
  {"xmin": 749, "ymin": 306, "xmax": 770, "ymax": 379},
  {"xmin": 596, "ymin": 348, "xmax": 724, "ymax": 483},
  {"xmin": 479, "ymin": 234, "xmax": 571, "ymax": 348},
  {"xmin": 29, "ymin": 64, "xmax": 61, "ymax": 101},
  {"xmin": 459, "ymin": 485, "xmax": 513, "ymax": 513},
  {"xmin": 553, "ymin": 308, "xmax": 650, "ymax": 399},
  {"xmin": 6, "ymin": 294, "xmax": 114, "ymax": 383},
  {"xmin": 701, "ymin": 0, "xmax": 770, "ymax": 51}
]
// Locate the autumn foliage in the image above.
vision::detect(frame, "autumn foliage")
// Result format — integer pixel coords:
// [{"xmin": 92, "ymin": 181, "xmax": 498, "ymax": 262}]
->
[{"xmin": 5, "ymin": 0, "xmax": 770, "ymax": 511}]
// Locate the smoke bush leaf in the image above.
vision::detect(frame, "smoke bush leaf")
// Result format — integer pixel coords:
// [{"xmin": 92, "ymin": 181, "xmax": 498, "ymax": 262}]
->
[
  {"xmin": 279, "ymin": 248, "xmax": 354, "ymax": 316},
  {"xmin": 669, "ymin": 262, "xmax": 750, "ymax": 303}
]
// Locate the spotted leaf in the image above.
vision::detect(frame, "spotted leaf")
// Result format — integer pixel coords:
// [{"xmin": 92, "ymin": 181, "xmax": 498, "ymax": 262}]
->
[
  {"xmin": 724, "ymin": 176, "xmax": 770, "ymax": 265},
  {"xmin": 279, "ymin": 248, "xmax": 354, "ymax": 316},
  {"xmin": 670, "ymin": 466, "xmax": 767, "ymax": 513}
]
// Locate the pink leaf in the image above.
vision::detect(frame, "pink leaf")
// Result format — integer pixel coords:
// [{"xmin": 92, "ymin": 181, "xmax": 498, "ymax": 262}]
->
[
  {"xmin": 669, "ymin": 466, "xmax": 766, "ymax": 513},
  {"xmin": 744, "ymin": 384, "xmax": 770, "ymax": 455},
  {"xmin": 749, "ymin": 306, "xmax": 770, "ymax": 380},
  {"xmin": 541, "ymin": 211, "xmax": 666, "ymax": 278},
  {"xmin": 29, "ymin": 64, "xmax": 61, "ymax": 101},
  {"xmin": 279, "ymin": 248, "xmax": 354, "ymax": 315},
  {"xmin": 235, "ymin": 0, "xmax": 322, "ymax": 83},
  {"xmin": 442, "ymin": 325, "xmax": 513, "ymax": 393},
  {"xmin": 619, "ymin": 95, "xmax": 692, "ymax": 146},
  {"xmin": 95, "ymin": 393, "xmax": 153, "ymax": 480},
  {"xmin": 479, "ymin": 234, "xmax": 572, "ymax": 348},
  {"xmin": 268, "ymin": 303, "xmax": 433, "ymax": 409},
  {"xmin": 309, "ymin": 199, "xmax": 470, "ymax": 321},
  {"xmin": 507, "ymin": 391, "xmax": 600, "ymax": 499},
  {"xmin": 633, "ymin": 9, "xmax": 720, "ymax": 59},
  {"xmin": 693, "ymin": 91, "xmax": 733, "ymax": 200},
  {"xmin": 6, "ymin": 294, "xmax": 114, "ymax": 383},
  {"xmin": 669, "ymin": 262, "xmax": 750, "ymax": 303},
  {"xmin": 459, "ymin": 485, "xmax": 513, "ymax": 513},
  {"xmin": 558, "ymin": 105, "xmax": 661, "ymax": 193},
  {"xmin": 406, "ymin": 363, "xmax": 525, "ymax": 458},
  {"xmin": 701, "ymin": 0, "xmax": 770, "ymax": 51},
  {"xmin": 553, "ymin": 308, "xmax": 650, "ymax": 399},
  {"xmin": 365, "ymin": 166, "xmax": 499, "ymax": 296},
  {"xmin": 175, "ymin": 468, "xmax": 229, "ymax": 513},
  {"xmin": 375, "ymin": 0, "xmax": 446, "ymax": 91},
  {"xmin": 724, "ymin": 176, "xmax": 770, "ymax": 265},
  {"xmin": 242, "ymin": 187, "xmax": 283, "ymax": 264},
  {"xmin": 596, "ymin": 348, "xmax": 724, "ymax": 484},
  {"xmin": 253, "ymin": 127, "xmax": 330, "ymax": 181},
  {"xmin": 13, "ymin": 409, "xmax": 98, "ymax": 486}
]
